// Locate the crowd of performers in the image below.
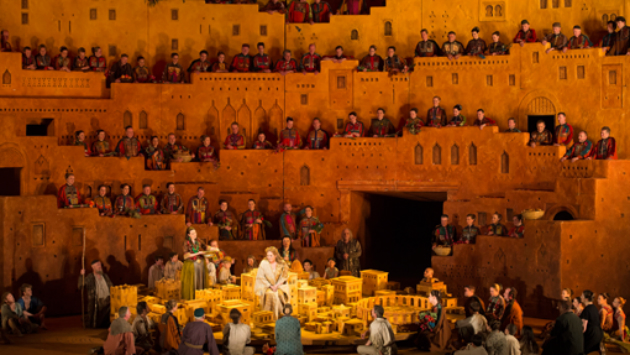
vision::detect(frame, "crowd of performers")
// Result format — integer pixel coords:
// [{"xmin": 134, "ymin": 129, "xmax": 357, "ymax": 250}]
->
[
  {"xmin": 4, "ymin": 263, "xmax": 630, "ymax": 355},
  {"xmin": 2, "ymin": 16, "xmax": 630, "ymax": 82}
]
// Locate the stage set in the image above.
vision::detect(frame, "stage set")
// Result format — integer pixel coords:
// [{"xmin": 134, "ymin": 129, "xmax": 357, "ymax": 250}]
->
[{"xmin": 1, "ymin": 0, "xmax": 630, "ymax": 354}]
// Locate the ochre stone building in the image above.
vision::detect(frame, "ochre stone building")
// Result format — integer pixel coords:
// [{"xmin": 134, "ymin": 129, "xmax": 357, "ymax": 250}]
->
[{"xmin": 0, "ymin": 0, "xmax": 629, "ymax": 319}]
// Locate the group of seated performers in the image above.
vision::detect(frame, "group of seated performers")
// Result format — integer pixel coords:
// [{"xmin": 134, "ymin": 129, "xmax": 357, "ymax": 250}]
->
[
  {"xmin": 261, "ymin": 0, "xmax": 385, "ymax": 19},
  {"xmin": 3, "ymin": 16, "xmax": 630, "ymax": 83},
  {"xmin": 432, "ymin": 212, "xmax": 525, "ymax": 248},
  {"xmin": 68, "ymin": 104, "xmax": 619, "ymax": 161},
  {"xmin": 0, "ymin": 284, "xmax": 47, "ymax": 341}
]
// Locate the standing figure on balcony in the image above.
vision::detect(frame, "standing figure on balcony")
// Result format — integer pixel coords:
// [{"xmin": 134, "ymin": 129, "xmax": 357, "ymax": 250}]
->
[
  {"xmin": 486, "ymin": 212, "xmax": 507, "ymax": 236},
  {"xmin": 358, "ymin": 45, "xmax": 383, "ymax": 72},
  {"xmin": 442, "ymin": 31, "xmax": 464, "ymax": 61},
  {"xmin": 508, "ymin": 214, "xmax": 525, "ymax": 238},
  {"xmin": 298, "ymin": 206, "xmax": 324, "ymax": 247},
  {"xmin": 370, "ymin": 108, "xmax": 396, "ymax": 137},
  {"xmin": 187, "ymin": 50, "xmax": 212, "ymax": 75},
  {"xmin": 465, "ymin": 27, "xmax": 487, "ymax": 57},
  {"xmin": 252, "ymin": 42, "xmax": 273, "ymax": 73},
  {"xmin": 555, "ymin": 112, "xmax": 575, "ymax": 147},
  {"xmin": 116, "ymin": 126, "xmax": 142, "ymax": 158},
  {"xmin": 230, "ymin": 44, "xmax": 252, "ymax": 73},
  {"xmin": 513, "ymin": 20, "xmax": 537, "ymax": 46},
  {"xmin": 529, "ymin": 120, "xmax": 553, "ymax": 147},
  {"xmin": 432, "ymin": 214, "xmax": 456, "ymax": 248},
  {"xmin": 567, "ymin": 25, "xmax": 593, "ymax": 49},
  {"xmin": 415, "ymin": 29, "xmax": 441, "ymax": 57},
  {"xmin": 57, "ymin": 172, "xmax": 82, "ymax": 208},
  {"xmin": 88, "ymin": 47, "xmax": 106, "ymax": 72},
  {"xmin": 214, "ymin": 200, "xmax": 237, "ymax": 240},
  {"xmin": 163, "ymin": 53, "xmax": 185, "ymax": 83},
  {"xmin": 426, "ymin": 96, "xmax": 447, "ymax": 127},
  {"xmin": 541, "ymin": 22, "xmax": 568, "ymax": 54},
  {"xmin": 224, "ymin": 122, "xmax": 246, "ymax": 150},
  {"xmin": 590, "ymin": 126, "xmax": 617, "ymax": 160},
  {"xmin": 278, "ymin": 117, "xmax": 302, "ymax": 149},
  {"xmin": 460, "ymin": 214, "xmax": 480, "ymax": 244}
]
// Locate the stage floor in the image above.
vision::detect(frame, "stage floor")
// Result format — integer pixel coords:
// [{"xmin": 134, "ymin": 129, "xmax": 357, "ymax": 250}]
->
[{"xmin": 0, "ymin": 316, "xmax": 622, "ymax": 355}]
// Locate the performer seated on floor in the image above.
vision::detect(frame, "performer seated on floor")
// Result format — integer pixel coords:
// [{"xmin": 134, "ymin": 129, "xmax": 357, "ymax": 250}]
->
[{"xmin": 17, "ymin": 284, "xmax": 47, "ymax": 330}]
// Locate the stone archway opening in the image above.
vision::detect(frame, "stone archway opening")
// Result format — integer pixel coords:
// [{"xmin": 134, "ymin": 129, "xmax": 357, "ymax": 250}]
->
[{"xmin": 553, "ymin": 210, "xmax": 575, "ymax": 221}]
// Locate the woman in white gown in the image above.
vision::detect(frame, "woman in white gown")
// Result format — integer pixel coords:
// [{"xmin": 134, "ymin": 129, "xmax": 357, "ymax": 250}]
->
[{"xmin": 254, "ymin": 246, "xmax": 290, "ymax": 319}]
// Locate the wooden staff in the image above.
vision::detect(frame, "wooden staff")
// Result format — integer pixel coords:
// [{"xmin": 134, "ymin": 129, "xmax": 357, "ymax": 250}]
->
[{"xmin": 81, "ymin": 228, "xmax": 86, "ymax": 328}]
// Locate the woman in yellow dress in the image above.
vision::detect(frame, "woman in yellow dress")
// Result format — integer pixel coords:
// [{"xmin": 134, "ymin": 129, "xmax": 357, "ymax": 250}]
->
[
  {"xmin": 181, "ymin": 227, "xmax": 210, "ymax": 300},
  {"xmin": 254, "ymin": 247, "xmax": 290, "ymax": 319}
]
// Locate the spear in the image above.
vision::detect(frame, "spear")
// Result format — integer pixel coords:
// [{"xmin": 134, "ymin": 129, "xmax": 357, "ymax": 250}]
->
[{"xmin": 82, "ymin": 228, "xmax": 86, "ymax": 328}]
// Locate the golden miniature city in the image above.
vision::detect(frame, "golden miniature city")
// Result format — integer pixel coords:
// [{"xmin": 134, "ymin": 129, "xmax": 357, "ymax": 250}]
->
[{"xmin": 110, "ymin": 264, "xmax": 462, "ymax": 343}]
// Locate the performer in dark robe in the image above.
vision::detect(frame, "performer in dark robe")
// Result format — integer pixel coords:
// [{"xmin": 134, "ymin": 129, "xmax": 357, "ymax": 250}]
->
[
  {"xmin": 567, "ymin": 26, "xmax": 593, "ymax": 49},
  {"xmin": 335, "ymin": 228, "xmax": 362, "ymax": 277},
  {"xmin": 116, "ymin": 126, "xmax": 143, "ymax": 158},
  {"xmin": 252, "ymin": 43, "xmax": 273, "ymax": 73},
  {"xmin": 161, "ymin": 183, "xmax": 184, "ymax": 215},
  {"xmin": 298, "ymin": 206, "xmax": 324, "ymax": 247},
  {"xmin": 489, "ymin": 31, "xmax": 509, "ymax": 55},
  {"xmin": 187, "ymin": 50, "xmax": 212, "ymax": 74},
  {"xmin": 54, "ymin": 46, "xmax": 72, "ymax": 72},
  {"xmin": 95, "ymin": 185, "xmax": 114, "ymax": 217},
  {"xmin": 22, "ymin": 47, "xmax": 36, "ymax": 70},
  {"xmin": 57, "ymin": 173, "xmax": 82, "ymax": 208},
  {"xmin": 529, "ymin": 120, "xmax": 553, "ymax": 147},
  {"xmin": 288, "ymin": 0, "xmax": 311, "ymax": 23},
  {"xmin": 426, "ymin": 96, "xmax": 447, "ymax": 127},
  {"xmin": 305, "ymin": 118, "xmax": 329, "ymax": 149},
  {"xmin": 73, "ymin": 48, "xmax": 91, "ymax": 71},
  {"xmin": 241, "ymin": 199, "xmax": 266, "ymax": 241},
  {"xmin": 136, "ymin": 185, "xmax": 160, "ymax": 215},
  {"xmin": 91, "ymin": 130, "xmax": 114, "ymax": 157},
  {"xmin": 78, "ymin": 260, "xmax": 113, "ymax": 329},
  {"xmin": 144, "ymin": 136, "xmax": 166, "ymax": 171},
  {"xmin": 35, "ymin": 45, "xmax": 54, "ymax": 70},
  {"xmin": 300, "ymin": 44, "xmax": 322, "ymax": 73},
  {"xmin": 230, "ymin": 44, "xmax": 252, "ymax": 73},
  {"xmin": 465, "ymin": 27, "xmax": 487, "ymax": 56},
  {"xmin": 134, "ymin": 56, "xmax": 156, "ymax": 83},
  {"xmin": 370, "ymin": 108, "xmax": 395, "ymax": 137},
  {"xmin": 513, "ymin": 20, "xmax": 537, "ymax": 46},
  {"xmin": 89, "ymin": 47, "xmax": 107, "ymax": 72},
  {"xmin": 163, "ymin": 53, "xmax": 185, "ymax": 83},
  {"xmin": 591, "ymin": 126, "xmax": 617, "ymax": 160},
  {"xmin": 442, "ymin": 32, "xmax": 464, "ymax": 60},
  {"xmin": 0, "ymin": 30, "xmax": 11, "ymax": 52},
  {"xmin": 214, "ymin": 200, "xmax": 237, "ymax": 240},
  {"xmin": 114, "ymin": 184, "xmax": 136, "ymax": 217},
  {"xmin": 279, "ymin": 202, "xmax": 297, "ymax": 239},
  {"xmin": 415, "ymin": 29, "xmax": 441, "ymax": 57},
  {"xmin": 274, "ymin": 50, "xmax": 299, "ymax": 74},
  {"xmin": 109, "ymin": 54, "xmax": 134, "ymax": 83},
  {"xmin": 186, "ymin": 188, "xmax": 210, "ymax": 226},
  {"xmin": 224, "ymin": 123, "xmax": 246, "ymax": 150},
  {"xmin": 312, "ymin": 0, "xmax": 332, "ymax": 23},
  {"xmin": 359, "ymin": 45, "xmax": 383, "ymax": 72},
  {"xmin": 278, "ymin": 117, "xmax": 302, "ymax": 149},
  {"xmin": 178, "ymin": 308, "xmax": 220, "ymax": 355}
]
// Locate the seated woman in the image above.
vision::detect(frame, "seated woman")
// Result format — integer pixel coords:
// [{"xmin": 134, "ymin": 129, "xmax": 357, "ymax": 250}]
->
[
  {"xmin": 486, "ymin": 212, "xmax": 507, "ymax": 236},
  {"xmin": 254, "ymin": 247, "xmax": 290, "ymax": 319},
  {"xmin": 1, "ymin": 292, "xmax": 37, "ymax": 336},
  {"xmin": 486, "ymin": 284, "xmax": 506, "ymax": 321},
  {"xmin": 74, "ymin": 130, "xmax": 91, "ymax": 157},
  {"xmin": 144, "ymin": 136, "xmax": 166, "ymax": 171},
  {"xmin": 416, "ymin": 290, "xmax": 451, "ymax": 351},
  {"xmin": 159, "ymin": 300, "xmax": 181, "ymax": 352},
  {"xmin": 418, "ymin": 290, "xmax": 442, "ymax": 333},
  {"xmin": 222, "ymin": 309, "xmax": 254, "ymax": 355},
  {"xmin": 274, "ymin": 304, "xmax": 304, "ymax": 355}
]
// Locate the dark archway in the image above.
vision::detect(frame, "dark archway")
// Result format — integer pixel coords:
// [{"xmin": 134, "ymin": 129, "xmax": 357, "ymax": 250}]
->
[{"xmin": 553, "ymin": 211, "xmax": 575, "ymax": 221}]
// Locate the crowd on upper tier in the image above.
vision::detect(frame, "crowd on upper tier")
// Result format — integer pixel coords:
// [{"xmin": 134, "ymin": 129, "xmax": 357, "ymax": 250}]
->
[{"xmin": 1, "ymin": 15, "xmax": 630, "ymax": 82}]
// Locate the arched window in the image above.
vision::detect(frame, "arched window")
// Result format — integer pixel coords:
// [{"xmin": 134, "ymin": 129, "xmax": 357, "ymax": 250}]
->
[
  {"xmin": 501, "ymin": 151, "xmax": 509, "ymax": 174},
  {"xmin": 2, "ymin": 70, "xmax": 10, "ymax": 85},
  {"xmin": 176, "ymin": 113, "xmax": 185, "ymax": 130},
  {"xmin": 351, "ymin": 29, "xmax": 358, "ymax": 40},
  {"xmin": 300, "ymin": 165, "xmax": 310, "ymax": 186},
  {"xmin": 139, "ymin": 111, "xmax": 148, "ymax": 129},
  {"xmin": 540, "ymin": 0, "xmax": 547, "ymax": 9},
  {"xmin": 552, "ymin": 0, "xmax": 559, "ymax": 8},
  {"xmin": 123, "ymin": 110, "xmax": 132, "ymax": 128},
  {"xmin": 384, "ymin": 21, "xmax": 392, "ymax": 36},
  {"xmin": 486, "ymin": 5, "xmax": 493, "ymax": 17},
  {"xmin": 451, "ymin": 144, "xmax": 459, "ymax": 165},
  {"xmin": 494, "ymin": 5, "xmax": 503, "ymax": 16},
  {"xmin": 469, "ymin": 143, "xmax": 477, "ymax": 165},
  {"xmin": 432, "ymin": 144, "xmax": 441, "ymax": 165},
  {"xmin": 414, "ymin": 144, "xmax": 423, "ymax": 165}
]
